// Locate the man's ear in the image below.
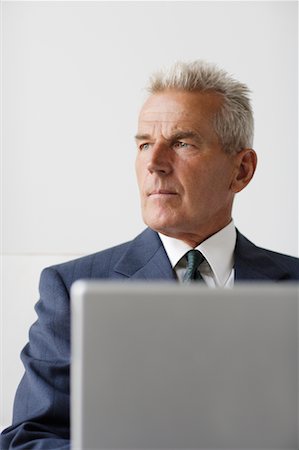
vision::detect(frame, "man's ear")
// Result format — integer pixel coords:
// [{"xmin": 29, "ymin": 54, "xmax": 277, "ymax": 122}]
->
[{"xmin": 230, "ymin": 148, "xmax": 257, "ymax": 193}]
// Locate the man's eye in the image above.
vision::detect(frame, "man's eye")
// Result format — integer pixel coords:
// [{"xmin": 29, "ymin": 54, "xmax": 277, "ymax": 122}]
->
[
  {"xmin": 173, "ymin": 141, "xmax": 190, "ymax": 149},
  {"xmin": 139, "ymin": 143, "xmax": 150, "ymax": 151}
]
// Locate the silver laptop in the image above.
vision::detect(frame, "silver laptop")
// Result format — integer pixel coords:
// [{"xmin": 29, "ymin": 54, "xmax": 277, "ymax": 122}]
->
[{"xmin": 71, "ymin": 282, "xmax": 298, "ymax": 450}]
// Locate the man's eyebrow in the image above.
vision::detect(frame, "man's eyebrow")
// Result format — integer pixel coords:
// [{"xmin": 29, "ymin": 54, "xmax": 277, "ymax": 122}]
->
[
  {"xmin": 169, "ymin": 131, "xmax": 203, "ymax": 141},
  {"xmin": 134, "ymin": 133, "xmax": 151, "ymax": 141}
]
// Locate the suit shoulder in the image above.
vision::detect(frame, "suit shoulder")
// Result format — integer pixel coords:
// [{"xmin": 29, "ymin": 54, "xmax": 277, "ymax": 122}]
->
[
  {"xmin": 259, "ymin": 246, "xmax": 298, "ymax": 269},
  {"xmin": 236, "ymin": 232, "xmax": 299, "ymax": 279},
  {"xmin": 248, "ymin": 238, "xmax": 298, "ymax": 266},
  {"xmin": 261, "ymin": 247, "xmax": 298, "ymax": 263},
  {"xmin": 42, "ymin": 239, "xmax": 134, "ymax": 291}
]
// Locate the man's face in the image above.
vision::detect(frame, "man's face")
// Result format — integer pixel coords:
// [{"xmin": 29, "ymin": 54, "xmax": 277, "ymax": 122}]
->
[{"xmin": 135, "ymin": 90, "xmax": 243, "ymax": 246}]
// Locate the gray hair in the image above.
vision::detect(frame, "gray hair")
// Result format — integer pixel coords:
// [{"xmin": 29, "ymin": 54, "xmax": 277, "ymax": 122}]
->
[{"xmin": 147, "ymin": 60, "xmax": 254, "ymax": 154}]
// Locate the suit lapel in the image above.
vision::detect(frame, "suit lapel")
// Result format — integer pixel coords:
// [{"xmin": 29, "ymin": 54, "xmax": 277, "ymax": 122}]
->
[
  {"xmin": 234, "ymin": 231, "xmax": 291, "ymax": 282},
  {"xmin": 113, "ymin": 228, "xmax": 176, "ymax": 281}
]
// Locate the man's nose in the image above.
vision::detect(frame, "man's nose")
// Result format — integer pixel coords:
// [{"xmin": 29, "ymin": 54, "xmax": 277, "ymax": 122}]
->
[{"xmin": 147, "ymin": 142, "xmax": 173, "ymax": 175}]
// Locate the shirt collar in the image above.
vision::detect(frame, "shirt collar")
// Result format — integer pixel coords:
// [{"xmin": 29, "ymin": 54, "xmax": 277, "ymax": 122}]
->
[{"xmin": 159, "ymin": 220, "xmax": 236, "ymax": 286}]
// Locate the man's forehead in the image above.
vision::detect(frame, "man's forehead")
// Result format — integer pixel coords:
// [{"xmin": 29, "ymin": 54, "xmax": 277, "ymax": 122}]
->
[
  {"xmin": 139, "ymin": 110, "xmax": 193, "ymax": 122},
  {"xmin": 138, "ymin": 90, "xmax": 222, "ymax": 128},
  {"xmin": 136, "ymin": 120, "xmax": 201, "ymax": 137},
  {"xmin": 137, "ymin": 109, "xmax": 202, "ymax": 136}
]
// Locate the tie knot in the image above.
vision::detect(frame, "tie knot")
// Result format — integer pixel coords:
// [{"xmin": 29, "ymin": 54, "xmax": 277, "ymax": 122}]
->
[{"xmin": 183, "ymin": 250, "xmax": 205, "ymax": 282}]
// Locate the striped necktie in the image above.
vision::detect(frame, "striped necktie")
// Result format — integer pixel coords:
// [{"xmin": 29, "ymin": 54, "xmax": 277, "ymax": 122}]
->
[{"xmin": 183, "ymin": 249, "xmax": 205, "ymax": 283}]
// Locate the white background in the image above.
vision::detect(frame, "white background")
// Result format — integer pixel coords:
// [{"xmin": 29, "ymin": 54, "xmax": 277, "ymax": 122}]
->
[{"xmin": 1, "ymin": 0, "xmax": 298, "ymax": 429}]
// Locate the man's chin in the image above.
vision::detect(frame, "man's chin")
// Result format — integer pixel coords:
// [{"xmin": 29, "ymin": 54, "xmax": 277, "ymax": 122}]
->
[{"xmin": 143, "ymin": 217, "xmax": 183, "ymax": 238}]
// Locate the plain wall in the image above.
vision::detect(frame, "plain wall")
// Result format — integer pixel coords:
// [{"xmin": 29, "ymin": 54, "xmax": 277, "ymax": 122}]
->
[{"xmin": 1, "ymin": 0, "xmax": 298, "ymax": 429}]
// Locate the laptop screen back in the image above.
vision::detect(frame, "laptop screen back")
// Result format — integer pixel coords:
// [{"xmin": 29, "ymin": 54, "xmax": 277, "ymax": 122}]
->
[{"xmin": 71, "ymin": 282, "xmax": 298, "ymax": 450}]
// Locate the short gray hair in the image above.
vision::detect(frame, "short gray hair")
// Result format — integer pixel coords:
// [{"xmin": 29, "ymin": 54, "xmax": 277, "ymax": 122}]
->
[{"xmin": 147, "ymin": 60, "xmax": 254, "ymax": 154}]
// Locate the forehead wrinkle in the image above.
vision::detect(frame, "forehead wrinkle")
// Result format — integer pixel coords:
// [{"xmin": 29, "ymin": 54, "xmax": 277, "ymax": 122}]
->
[
  {"xmin": 139, "ymin": 110, "xmax": 192, "ymax": 122},
  {"xmin": 137, "ymin": 119, "xmax": 205, "ymax": 141}
]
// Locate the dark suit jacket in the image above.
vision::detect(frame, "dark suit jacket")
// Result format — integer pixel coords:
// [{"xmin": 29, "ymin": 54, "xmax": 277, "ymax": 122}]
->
[{"xmin": 1, "ymin": 228, "xmax": 298, "ymax": 449}]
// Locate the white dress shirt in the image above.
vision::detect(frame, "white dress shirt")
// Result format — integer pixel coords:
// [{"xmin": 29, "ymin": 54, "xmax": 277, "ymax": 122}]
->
[{"xmin": 159, "ymin": 221, "xmax": 236, "ymax": 288}]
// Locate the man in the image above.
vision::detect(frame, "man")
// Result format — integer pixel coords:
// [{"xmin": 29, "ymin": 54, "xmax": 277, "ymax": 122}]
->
[{"xmin": 1, "ymin": 60, "xmax": 298, "ymax": 449}]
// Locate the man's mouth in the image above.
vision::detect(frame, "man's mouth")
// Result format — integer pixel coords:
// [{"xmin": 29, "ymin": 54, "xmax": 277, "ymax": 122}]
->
[{"xmin": 148, "ymin": 189, "xmax": 178, "ymax": 197}]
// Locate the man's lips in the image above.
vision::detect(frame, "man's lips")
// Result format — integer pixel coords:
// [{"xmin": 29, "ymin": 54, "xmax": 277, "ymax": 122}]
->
[{"xmin": 147, "ymin": 189, "xmax": 178, "ymax": 196}]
